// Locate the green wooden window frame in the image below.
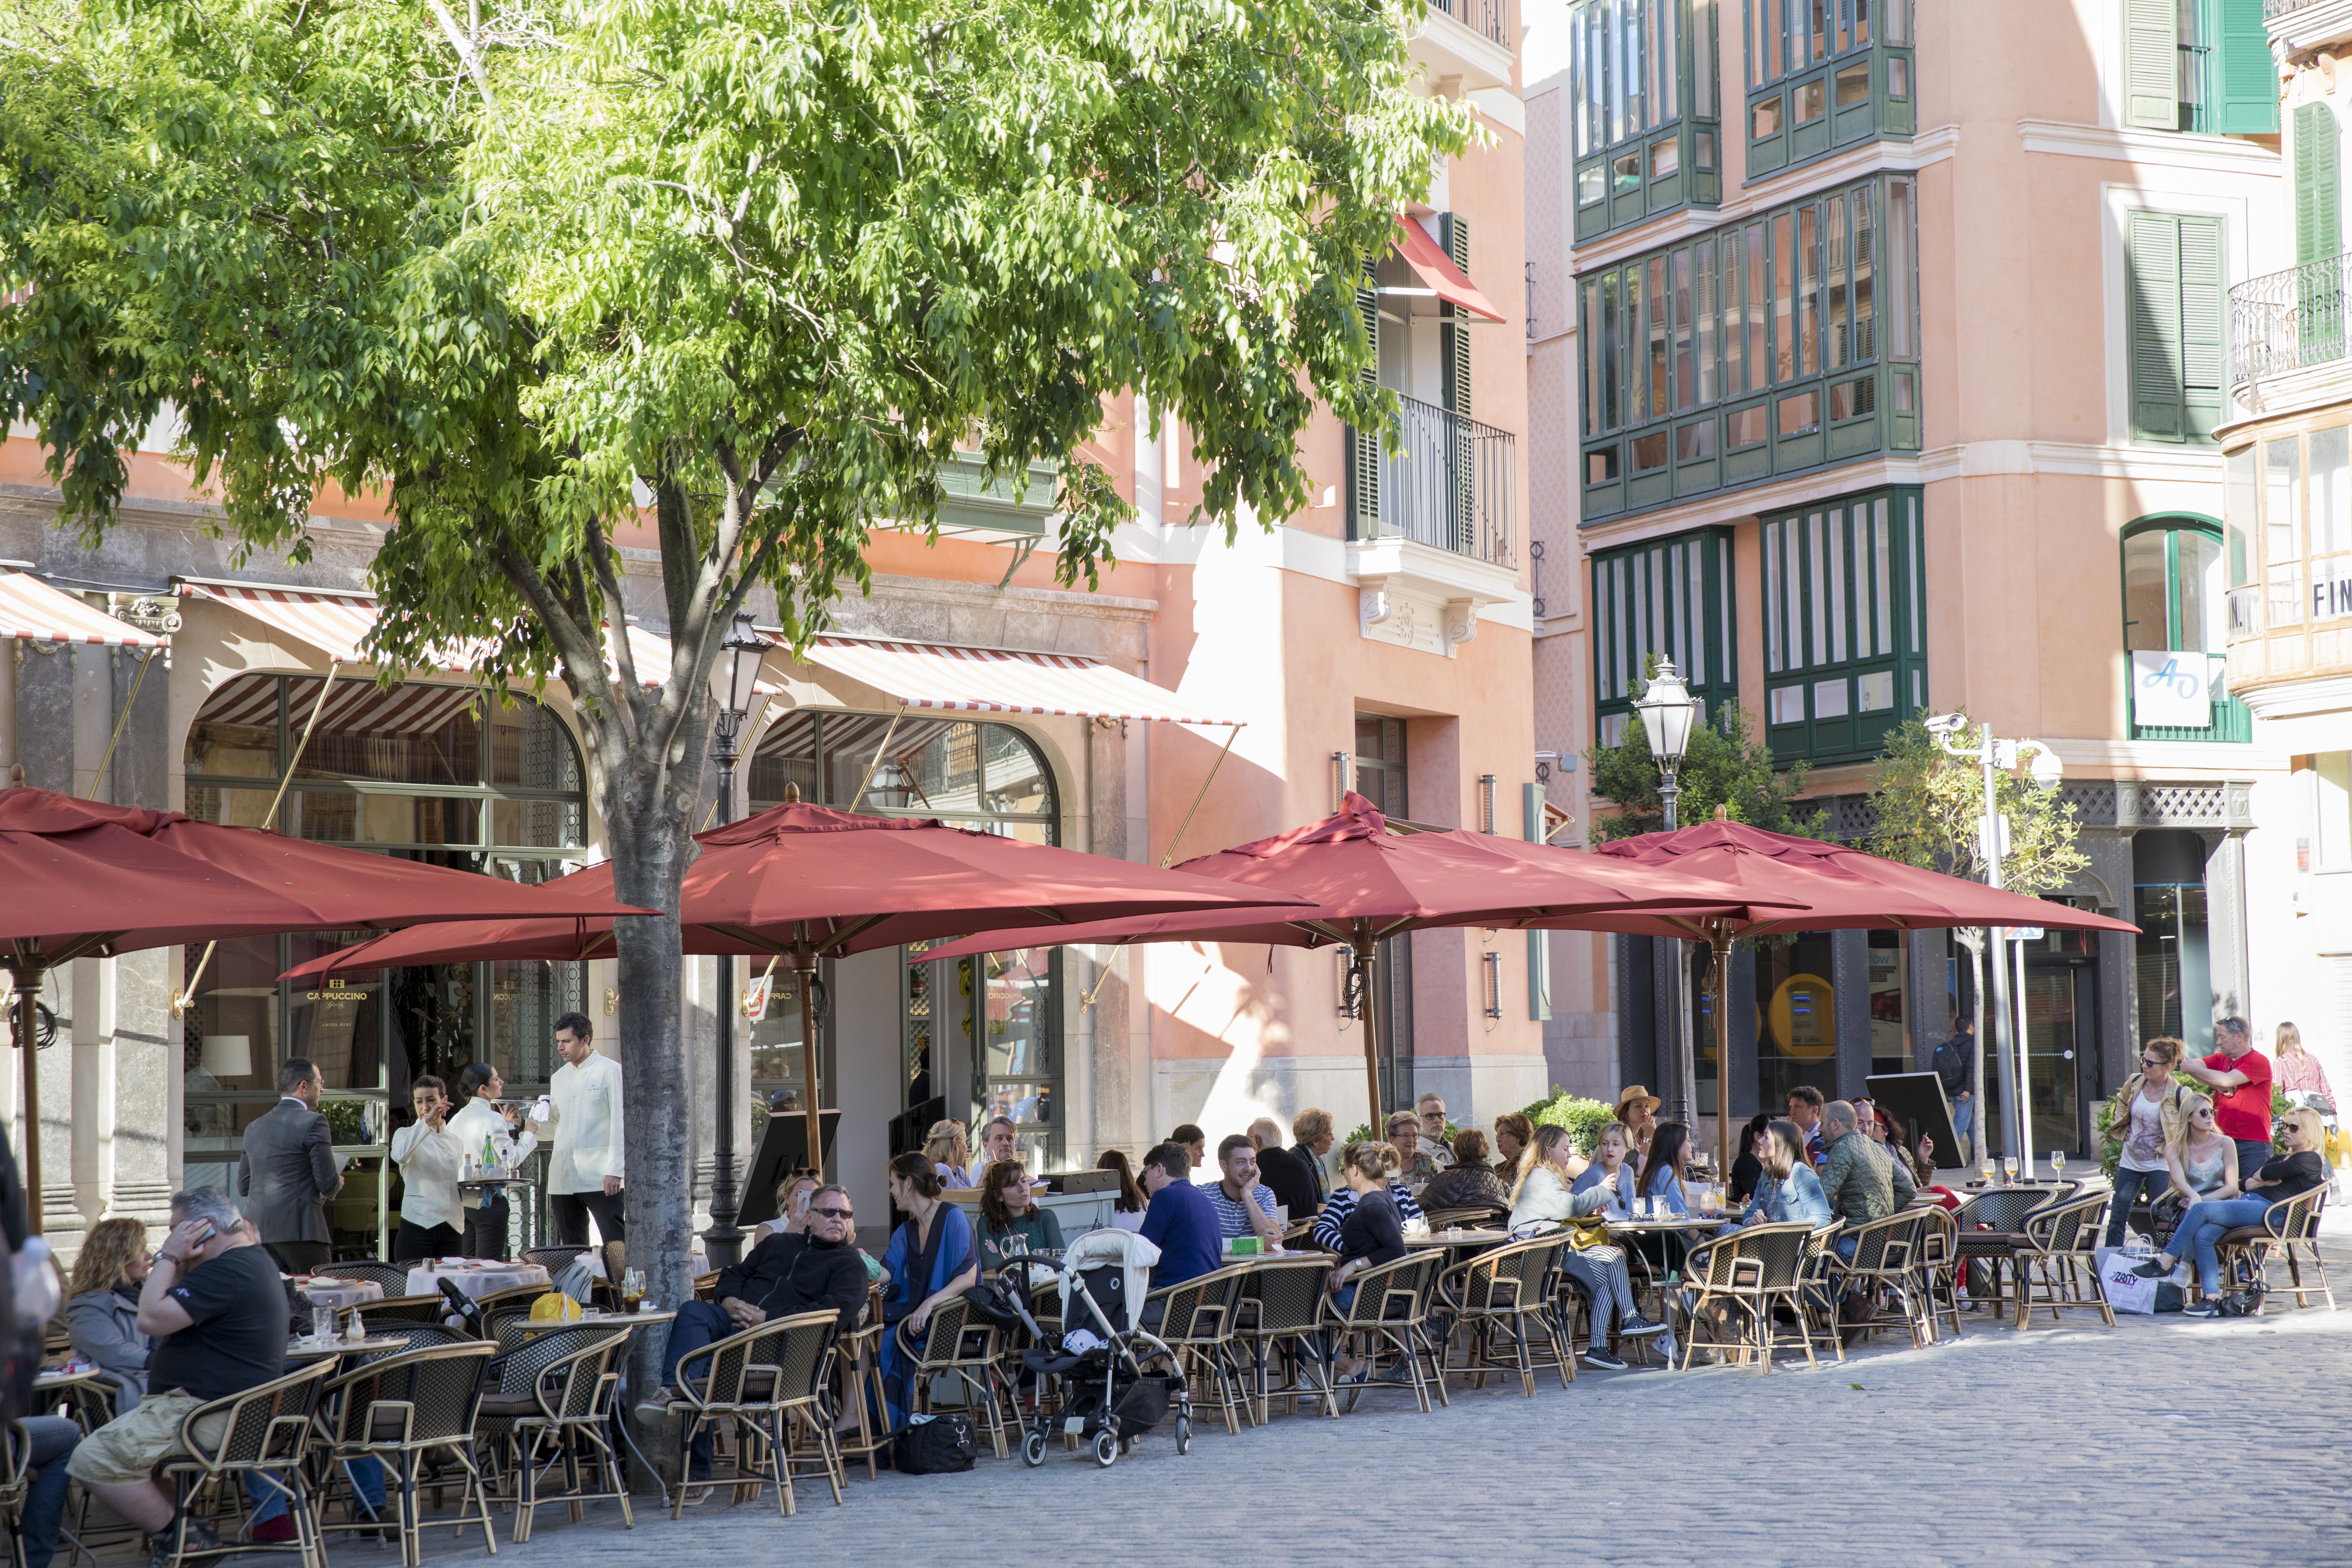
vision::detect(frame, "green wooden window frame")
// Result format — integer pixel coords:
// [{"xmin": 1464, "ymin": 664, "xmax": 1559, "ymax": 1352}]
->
[
  {"xmin": 1759, "ymin": 485, "xmax": 1926, "ymax": 763},
  {"xmin": 2123, "ymin": 0, "xmax": 2275, "ymax": 135},
  {"xmin": 1572, "ymin": 0, "xmax": 1723, "ymax": 241},
  {"xmin": 1580, "ymin": 174, "xmax": 1919, "ymax": 522},
  {"xmin": 2126, "ymin": 210, "xmax": 2226, "ymax": 446},
  {"xmin": 2296, "ymin": 101, "xmax": 2341, "ymax": 267},
  {"xmin": 2120, "ymin": 516, "xmax": 2252, "ymax": 742},
  {"xmin": 1742, "ymin": 0, "xmax": 1915, "ymax": 182},
  {"xmin": 1591, "ymin": 527, "xmax": 1738, "ymax": 746}
]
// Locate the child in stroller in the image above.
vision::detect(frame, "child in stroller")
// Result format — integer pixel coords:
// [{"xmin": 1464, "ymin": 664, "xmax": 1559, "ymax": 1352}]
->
[{"xmin": 1009, "ymin": 1228, "xmax": 1193, "ymax": 1467}]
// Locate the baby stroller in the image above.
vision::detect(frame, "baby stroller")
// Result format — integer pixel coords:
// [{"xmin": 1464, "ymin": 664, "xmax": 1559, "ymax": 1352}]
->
[{"xmin": 1015, "ymin": 1228, "xmax": 1192, "ymax": 1468}]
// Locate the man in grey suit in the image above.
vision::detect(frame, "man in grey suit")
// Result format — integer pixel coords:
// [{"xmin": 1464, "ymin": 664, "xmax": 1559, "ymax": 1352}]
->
[{"xmin": 238, "ymin": 1058, "xmax": 342, "ymax": 1273}]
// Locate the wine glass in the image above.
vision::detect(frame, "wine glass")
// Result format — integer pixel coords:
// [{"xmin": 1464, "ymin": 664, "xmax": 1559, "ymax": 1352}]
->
[
  {"xmin": 2050, "ymin": 1151, "xmax": 2066, "ymax": 1183},
  {"xmin": 2001, "ymin": 1156, "xmax": 2018, "ymax": 1184}
]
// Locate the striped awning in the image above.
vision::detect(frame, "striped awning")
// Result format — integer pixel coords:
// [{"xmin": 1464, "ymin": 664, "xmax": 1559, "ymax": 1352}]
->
[
  {"xmin": 0, "ymin": 573, "xmax": 167, "ymax": 648},
  {"xmin": 794, "ymin": 635, "xmax": 1239, "ymax": 726},
  {"xmin": 194, "ymin": 671, "xmax": 481, "ymax": 736}
]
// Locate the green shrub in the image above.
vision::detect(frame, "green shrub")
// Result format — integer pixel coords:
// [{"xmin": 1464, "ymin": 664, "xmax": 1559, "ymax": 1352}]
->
[{"xmin": 1521, "ymin": 1088, "xmax": 1617, "ymax": 1155}]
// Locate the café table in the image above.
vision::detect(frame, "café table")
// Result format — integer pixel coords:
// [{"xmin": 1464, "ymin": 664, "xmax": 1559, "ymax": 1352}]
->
[
  {"xmin": 404, "ymin": 1261, "xmax": 552, "ymax": 1300},
  {"xmin": 297, "ymin": 1278, "xmax": 386, "ymax": 1311},
  {"xmin": 285, "ymin": 1335, "xmax": 413, "ymax": 1361},
  {"xmin": 1403, "ymin": 1228, "xmax": 1513, "ymax": 1250}
]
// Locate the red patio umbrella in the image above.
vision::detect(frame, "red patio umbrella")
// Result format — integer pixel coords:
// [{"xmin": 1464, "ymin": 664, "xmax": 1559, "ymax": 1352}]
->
[
  {"xmin": 0, "ymin": 788, "xmax": 657, "ymax": 1228},
  {"xmin": 919, "ymin": 793, "xmax": 1812, "ymax": 1129},
  {"xmin": 1581, "ymin": 817, "xmax": 2142, "ymax": 1179},
  {"xmin": 282, "ymin": 800, "xmax": 1320, "ymax": 1172}
]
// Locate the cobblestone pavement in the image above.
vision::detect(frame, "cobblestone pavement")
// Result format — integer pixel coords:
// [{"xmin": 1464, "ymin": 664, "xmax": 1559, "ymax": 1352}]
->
[{"xmin": 435, "ymin": 1232, "xmax": 2352, "ymax": 1568}]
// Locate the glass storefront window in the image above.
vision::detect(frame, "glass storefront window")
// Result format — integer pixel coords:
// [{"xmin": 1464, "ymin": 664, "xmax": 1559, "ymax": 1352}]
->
[
  {"xmin": 2134, "ymin": 882, "xmax": 2210, "ymax": 1055},
  {"xmin": 1755, "ymin": 932, "xmax": 1839, "ymax": 1108}
]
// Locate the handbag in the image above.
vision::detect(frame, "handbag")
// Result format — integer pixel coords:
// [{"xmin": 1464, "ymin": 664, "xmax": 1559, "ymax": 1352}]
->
[
  {"xmin": 2148, "ymin": 1191, "xmax": 2186, "ymax": 1251},
  {"xmin": 891, "ymin": 1413, "xmax": 976, "ymax": 1474},
  {"xmin": 1563, "ymin": 1217, "xmax": 1614, "ymax": 1252}
]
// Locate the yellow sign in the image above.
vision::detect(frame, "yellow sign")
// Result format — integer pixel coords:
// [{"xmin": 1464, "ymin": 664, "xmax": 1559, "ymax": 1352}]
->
[{"xmin": 1768, "ymin": 972, "xmax": 1836, "ymax": 1061}]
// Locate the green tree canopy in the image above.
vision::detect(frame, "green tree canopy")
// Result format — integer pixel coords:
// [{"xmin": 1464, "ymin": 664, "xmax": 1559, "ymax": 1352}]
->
[
  {"xmin": 1, "ymin": 0, "xmax": 1471, "ymax": 1323},
  {"xmin": 1866, "ymin": 719, "xmax": 2087, "ymax": 898}
]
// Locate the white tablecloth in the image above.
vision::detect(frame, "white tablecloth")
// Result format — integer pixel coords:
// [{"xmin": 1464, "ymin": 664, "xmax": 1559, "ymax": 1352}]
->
[
  {"xmin": 295, "ymin": 1279, "xmax": 385, "ymax": 1310},
  {"xmin": 404, "ymin": 1262, "xmax": 552, "ymax": 1301}
]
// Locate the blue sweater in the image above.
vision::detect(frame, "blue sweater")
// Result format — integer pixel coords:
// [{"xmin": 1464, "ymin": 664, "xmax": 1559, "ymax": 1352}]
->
[
  {"xmin": 1741, "ymin": 1164, "xmax": 1832, "ymax": 1229},
  {"xmin": 1140, "ymin": 1180, "xmax": 1223, "ymax": 1288}
]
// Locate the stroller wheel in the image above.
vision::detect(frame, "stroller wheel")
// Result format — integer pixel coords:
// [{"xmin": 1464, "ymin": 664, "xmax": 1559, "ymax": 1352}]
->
[
  {"xmin": 1020, "ymin": 1431, "xmax": 1048, "ymax": 1468},
  {"xmin": 1175, "ymin": 1415, "xmax": 1191, "ymax": 1456},
  {"xmin": 1092, "ymin": 1430, "xmax": 1120, "ymax": 1468}
]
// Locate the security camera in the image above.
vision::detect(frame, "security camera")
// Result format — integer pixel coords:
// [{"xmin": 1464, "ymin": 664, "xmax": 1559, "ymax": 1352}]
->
[{"xmin": 1922, "ymin": 713, "xmax": 1967, "ymax": 735}]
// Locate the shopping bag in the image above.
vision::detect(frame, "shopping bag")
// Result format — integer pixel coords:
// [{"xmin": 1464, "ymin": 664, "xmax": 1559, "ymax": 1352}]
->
[{"xmin": 2095, "ymin": 1247, "xmax": 2175, "ymax": 1315}]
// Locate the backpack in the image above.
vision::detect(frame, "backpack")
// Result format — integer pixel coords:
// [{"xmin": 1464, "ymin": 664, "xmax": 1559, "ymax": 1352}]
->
[{"xmin": 891, "ymin": 1413, "xmax": 976, "ymax": 1474}]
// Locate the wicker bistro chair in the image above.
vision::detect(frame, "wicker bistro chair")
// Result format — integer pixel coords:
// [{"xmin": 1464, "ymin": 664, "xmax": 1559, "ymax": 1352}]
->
[
  {"xmin": 1434, "ymin": 1235, "xmax": 1575, "ymax": 1398},
  {"xmin": 1909, "ymin": 1205, "xmax": 1965, "ymax": 1343},
  {"xmin": 1950, "ymin": 1187, "xmax": 2057, "ymax": 1317},
  {"xmin": 149, "ymin": 1363, "xmax": 334, "ymax": 1568},
  {"xmin": 2214, "ymin": 1187, "xmax": 2334, "ymax": 1312},
  {"xmin": 518, "ymin": 1248, "xmax": 588, "ymax": 1274},
  {"xmin": 472, "ymin": 1287, "xmax": 552, "ymax": 1343},
  {"xmin": 1233, "ymin": 1259, "xmax": 1341, "ymax": 1422},
  {"xmin": 1821, "ymin": 1211, "xmax": 1934, "ymax": 1350},
  {"xmin": 831, "ymin": 1311, "xmax": 893, "ymax": 1482},
  {"xmin": 2012, "ymin": 1193, "xmax": 2115, "ymax": 1330},
  {"xmin": 315, "ymin": 1342, "xmax": 497, "ymax": 1568},
  {"xmin": 892, "ymin": 1297, "xmax": 1014, "ymax": 1460},
  {"xmin": 1674, "ymin": 1221, "xmax": 1818, "ymax": 1372},
  {"xmin": 1, "ymin": 1420, "xmax": 36, "ymax": 1568},
  {"xmin": 1316, "ymin": 1252, "xmax": 1448, "ymax": 1414},
  {"xmin": 1141, "ymin": 1265, "xmax": 1255, "ymax": 1435},
  {"xmin": 314, "ymin": 1262, "xmax": 411, "ymax": 1294},
  {"xmin": 663, "ymin": 1310, "xmax": 843, "ymax": 1520},
  {"xmin": 472, "ymin": 1322, "xmax": 634, "ymax": 1544}
]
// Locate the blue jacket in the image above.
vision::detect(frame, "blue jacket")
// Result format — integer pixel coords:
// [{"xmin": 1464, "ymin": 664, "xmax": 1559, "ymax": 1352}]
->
[
  {"xmin": 1139, "ymin": 1180, "xmax": 1223, "ymax": 1289},
  {"xmin": 1741, "ymin": 1163, "xmax": 1832, "ymax": 1229},
  {"xmin": 1568, "ymin": 1161, "xmax": 1636, "ymax": 1219}
]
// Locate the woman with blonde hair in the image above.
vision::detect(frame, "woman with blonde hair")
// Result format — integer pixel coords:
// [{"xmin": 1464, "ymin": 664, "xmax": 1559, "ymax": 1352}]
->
[
  {"xmin": 65, "ymin": 1216, "xmax": 152, "ymax": 1412},
  {"xmin": 2164, "ymin": 1091, "xmax": 2240, "ymax": 1208},
  {"xmin": 2274, "ymin": 1022, "xmax": 2336, "ymax": 1114},
  {"xmin": 1505, "ymin": 1124, "xmax": 1664, "ymax": 1370},
  {"xmin": 924, "ymin": 1119, "xmax": 974, "ymax": 1190},
  {"xmin": 2103, "ymin": 1037, "xmax": 2192, "ymax": 1247}
]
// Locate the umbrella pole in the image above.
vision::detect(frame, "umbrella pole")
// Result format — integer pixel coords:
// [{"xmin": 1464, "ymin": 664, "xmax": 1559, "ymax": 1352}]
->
[
  {"xmin": 1354, "ymin": 922, "xmax": 1381, "ymax": 1137},
  {"xmin": 796, "ymin": 926, "xmax": 824, "ymax": 1182},
  {"xmin": 9, "ymin": 961, "xmax": 41, "ymax": 1235},
  {"xmin": 1713, "ymin": 928, "xmax": 1734, "ymax": 1185}
]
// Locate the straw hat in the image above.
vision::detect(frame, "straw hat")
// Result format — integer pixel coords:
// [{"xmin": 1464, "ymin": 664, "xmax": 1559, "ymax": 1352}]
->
[{"xmin": 1615, "ymin": 1085, "xmax": 1661, "ymax": 1121}]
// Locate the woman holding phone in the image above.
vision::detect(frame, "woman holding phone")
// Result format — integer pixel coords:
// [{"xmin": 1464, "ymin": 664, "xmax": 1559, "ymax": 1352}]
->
[{"xmin": 390, "ymin": 1076, "xmax": 464, "ymax": 1261}]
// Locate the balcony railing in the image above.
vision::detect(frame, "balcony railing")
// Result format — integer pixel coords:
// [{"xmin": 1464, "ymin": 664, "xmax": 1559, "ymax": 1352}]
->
[
  {"xmin": 1364, "ymin": 392, "xmax": 1517, "ymax": 568},
  {"xmin": 2228, "ymin": 251, "xmax": 2352, "ymax": 389},
  {"xmin": 1426, "ymin": 0, "xmax": 1509, "ymax": 48},
  {"xmin": 2264, "ymin": 0, "xmax": 2327, "ymax": 18}
]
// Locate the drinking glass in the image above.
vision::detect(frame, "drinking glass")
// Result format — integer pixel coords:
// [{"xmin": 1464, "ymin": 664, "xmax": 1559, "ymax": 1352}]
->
[
  {"xmin": 2050, "ymin": 1152, "xmax": 2066, "ymax": 1182},
  {"xmin": 312, "ymin": 1305, "xmax": 336, "ymax": 1343},
  {"xmin": 621, "ymin": 1268, "xmax": 647, "ymax": 1310},
  {"xmin": 2001, "ymin": 1156, "xmax": 2018, "ymax": 1183}
]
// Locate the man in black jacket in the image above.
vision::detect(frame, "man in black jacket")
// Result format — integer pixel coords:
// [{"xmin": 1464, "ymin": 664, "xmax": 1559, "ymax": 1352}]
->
[
  {"xmin": 1933, "ymin": 1016, "xmax": 1976, "ymax": 1164},
  {"xmin": 1249, "ymin": 1116, "xmax": 1320, "ymax": 1223},
  {"xmin": 647, "ymin": 1184, "xmax": 867, "ymax": 1417}
]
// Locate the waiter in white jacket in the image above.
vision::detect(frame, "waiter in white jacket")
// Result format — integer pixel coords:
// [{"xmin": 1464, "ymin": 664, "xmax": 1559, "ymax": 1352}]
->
[
  {"xmin": 389, "ymin": 1075, "xmax": 465, "ymax": 1261},
  {"xmin": 534, "ymin": 1011, "xmax": 626, "ymax": 1245},
  {"xmin": 450, "ymin": 1060, "xmax": 537, "ymax": 1258}
]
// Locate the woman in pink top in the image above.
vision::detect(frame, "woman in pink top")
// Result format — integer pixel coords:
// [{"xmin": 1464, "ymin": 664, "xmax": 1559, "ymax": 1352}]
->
[{"xmin": 2275, "ymin": 1022, "xmax": 2336, "ymax": 1114}]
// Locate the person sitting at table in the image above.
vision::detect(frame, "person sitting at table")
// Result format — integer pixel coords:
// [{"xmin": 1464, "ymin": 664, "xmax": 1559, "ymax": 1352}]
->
[
  {"xmin": 1387, "ymin": 1111, "xmax": 1441, "ymax": 1186},
  {"xmin": 2166, "ymin": 1092, "xmax": 2241, "ymax": 1210},
  {"xmin": 66, "ymin": 1216, "xmax": 152, "ymax": 1413},
  {"xmin": 976, "ymin": 1116, "xmax": 1021, "ymax": 1172},
  {"xmin": 67, "ymin": 1189, "xmax": 290, "ymax": 1562},
  {"xmin": 390, "ymin": 1075, "xmax": 465, "ymax": 1262},
  {"xmin": 1288, "ymin": 1109, "xmax": 1336, "ymax": 1208},
  {"xmin": 1168, "ymin": 1124, "xmax": 1208, "ymax": 1174},
  {"xmin": 1248, "ymin": 1118, "xmax": 1320, "ymax": 1225},
  {"xmin": 1136, "ymin": 1143, "xmax": 1223, "ymax": 1327},
  {"xmin": 1632, "ymin": 1121, "xmax": 1696, "ymax": 1276},
  {"xmin": 1097, "ymin": 1149, "xmax": 1149, "ymax": 1233},
  {"xmin": 1568, "ymin": 1122, "xmax": 1639, "ymax": 1220},
  {"xmin": 751, "ymin": 1169, "xmax": 821, "ymax": 1246},
  {"xmin": 975, "ymin": 1160, "xmax": 1065, "ymax": 1274},
  {"xmin": 1307, "ymin": 1146, "xmax": 1426, "ymax": 1250},
  {"xmin": 1202, "ymin": 1135, "xmax": 1286, "ymax": 1247},
  {"xmin": 877, "ymin": 1154, "xmax": 977, "ymax": 1421},
  {"xmin": 1492, "ymin": 1113, "xmax": 1533, "ymax": 1175},
  {"xmin": 924, "ymin": 1121, "xmax": 975, "ymax": 1190},
  {"xmin": 1322, "ymin": 1142, "xmax": 1409, "ymax": 1383},
  {"xmin": 1615, "ymin": 1086, "xmax": 1661, "ymax": 1175},
  {"xmin": 1740, "ymin": 1120, "xmax": 1833, "ymax": 1229},
  {"xmin": 1416, "ymin": 1130, "xmax": 1510, "ymax": 1213},
  {"xmin": 1505, "ymin": 1125, "xmax": 1664, "ymax": 1370},
  {"xmin": 1865, "ymin": 1105, "xmax": 1936, "ymax": 1186},
  {"xmin": 1728, "ymin": 1113, "xmax": 1773, "ymax": 1206},
  {"xmin": 2133, "ymin": 1108, "xmax": 2330, "ymax": 1316},
  {"xmin": 1820, "ymin": 1100, "xmax": 1914, "ymax": 1260}
]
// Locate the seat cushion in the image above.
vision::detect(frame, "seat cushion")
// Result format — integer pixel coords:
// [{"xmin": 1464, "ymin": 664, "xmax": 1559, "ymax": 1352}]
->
[
  {"xmin": 476, "ymin": 1391, "xmax": 540, "ymax": 1419},
  {"xmin": 2217, "ymin": 1226, "xmax": 2270, "ymax": 1245},
  {"xmin": 1954, "ymin": 1232, "xmax": 2026, "ymax": 1253}
]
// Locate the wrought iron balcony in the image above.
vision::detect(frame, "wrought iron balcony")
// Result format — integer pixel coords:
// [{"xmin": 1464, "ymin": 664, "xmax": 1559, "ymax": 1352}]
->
[
  {"xmin": 2227, "ymin": 251, "xmax": 2352, "ymax": 391},
  {"xmin": 1427, "ymin": 0, "xmax": 1510, "ymax": 47},
  {"xmin": 1358, "ymin": 392, "xmax": 1518, "ymax": 568}
]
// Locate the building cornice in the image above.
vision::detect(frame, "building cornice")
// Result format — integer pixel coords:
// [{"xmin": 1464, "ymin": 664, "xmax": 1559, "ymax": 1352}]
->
[{"xmin": 2016, "ymin": 118, "xmax": 2283, "ymax": 175}]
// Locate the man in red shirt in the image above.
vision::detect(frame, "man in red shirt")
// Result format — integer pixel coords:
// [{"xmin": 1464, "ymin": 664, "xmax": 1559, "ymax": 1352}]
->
[{"xmin": 2179, "ymin": 1016, "xmax": 2275, "ymax": 1175}]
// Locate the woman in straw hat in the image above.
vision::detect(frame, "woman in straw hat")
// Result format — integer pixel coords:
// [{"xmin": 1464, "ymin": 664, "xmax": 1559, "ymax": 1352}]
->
[{"xmin": 1615, "ymin": 1084, "xmax": 1661, "ymax": 1175}]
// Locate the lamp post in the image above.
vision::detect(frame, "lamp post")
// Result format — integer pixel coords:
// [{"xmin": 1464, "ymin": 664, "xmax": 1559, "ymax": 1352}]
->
[
  {"xmin": 1635, "ymin": 660, "xmax": 1700, "ymax": 1132},
  {"xmin": 703, "ymin": 610, "xmax": 767, "ymax": 1268}
]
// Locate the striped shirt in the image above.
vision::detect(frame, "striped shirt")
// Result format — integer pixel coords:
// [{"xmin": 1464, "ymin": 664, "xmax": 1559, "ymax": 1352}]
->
[
  {"xmin": 1199, "ymin": 1181, "xmax": 1278, "ymax": 1239},
  {"xmin": 1308, "ymin": 1180, "xmax": 1424, "ymax": 1251}
]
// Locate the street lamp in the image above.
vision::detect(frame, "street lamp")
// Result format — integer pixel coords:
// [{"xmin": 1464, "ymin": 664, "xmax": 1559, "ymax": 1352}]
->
[
  {"xmin": 1634, "ymin": 658, "xmax": 1701, "ymax": 1133},
  {"xmin": 704, "ymin": 609, "xmax": 767, "ymax": 1268}
]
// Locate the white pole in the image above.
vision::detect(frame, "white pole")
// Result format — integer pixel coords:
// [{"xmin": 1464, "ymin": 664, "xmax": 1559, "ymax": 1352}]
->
[
  {"xmin": 1979, "ymin": 726, "xmax": 2024, "ymax": 1175},
  {"xmin": 2014, "ymin": 927, "xmax": 2036, "ymax": 1177}
]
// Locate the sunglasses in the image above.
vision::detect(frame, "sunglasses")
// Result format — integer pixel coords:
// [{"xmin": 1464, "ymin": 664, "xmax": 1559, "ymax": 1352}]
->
[
  {"xmin": 2139, "ymin": 1056, "xmax": 2164, "ymax": 1066},
  {"xmin": 811, "ymin": 1206, "xmax": 854, "ymax": 1220}
]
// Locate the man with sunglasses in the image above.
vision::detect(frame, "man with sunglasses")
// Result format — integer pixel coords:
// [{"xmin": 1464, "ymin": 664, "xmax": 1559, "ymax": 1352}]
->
[{"xmin": 644, "ymin": 1184, "xmax": 868, "ymax": 1422}]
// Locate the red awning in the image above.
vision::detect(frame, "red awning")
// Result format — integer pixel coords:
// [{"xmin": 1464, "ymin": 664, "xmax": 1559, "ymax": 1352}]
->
[
  {"xmin": 1390, "ymin": 219, "xmax": 1505, "ymax": 324},
  {"xmin": 0, "ymin": 573, "xmax": 166, "ymax": 648}
]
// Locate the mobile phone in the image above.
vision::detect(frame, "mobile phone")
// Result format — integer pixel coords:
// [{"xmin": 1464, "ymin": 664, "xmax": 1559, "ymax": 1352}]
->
[{"xmin": 182, "ymin": 1217, "xmax": 217, "ymax": 1247}]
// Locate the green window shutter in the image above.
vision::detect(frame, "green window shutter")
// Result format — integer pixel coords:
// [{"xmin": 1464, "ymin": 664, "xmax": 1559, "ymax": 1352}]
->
[
  {"xmin": 1350, "ymin": 255, "xmax": 1381, "ymax": 539},
  {"xmin": 2180, "ymin": 216, "xmax": 2226, "ymax": 439},
  {"xmin": 2122, "ymin": 0, "xmax": 2179, "ymax": 132},
  {"xmin": 2297, "ymin": 102, "xmax": 2341, "ymax": 265},
  {"xmin": 2210, "ymin": 0, "xmax": 2278, "ymax": 136},
  {"xmin": 2127, "ymin": 211, "xmax": 2186, "ymax": 441},
  {"xmin": 1441, "ymin": 213, "xmax": 1472, "ymax": 419}
]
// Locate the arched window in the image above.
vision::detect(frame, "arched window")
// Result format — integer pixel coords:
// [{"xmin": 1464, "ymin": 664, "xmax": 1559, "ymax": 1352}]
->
[
  {"xmin": 746, "ymin": 709, "xmax": 1064, "ymax": 1164},
  {"xmin": 180, "ymin": 674, "xmax": 589, "ymax": 1239},
  {"xmin": 2120, "ymin": 517, "xmax": 2249, "ymax": 742}
]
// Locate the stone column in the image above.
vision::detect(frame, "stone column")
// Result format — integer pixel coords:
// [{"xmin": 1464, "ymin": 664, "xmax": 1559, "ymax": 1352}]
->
[{"xmin": 1727, "ymin": 943, "xmax": 1759, "ymax": 1120}]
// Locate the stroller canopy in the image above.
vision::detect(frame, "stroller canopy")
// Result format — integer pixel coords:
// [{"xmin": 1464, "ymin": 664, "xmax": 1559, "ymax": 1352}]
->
[{"xmin": 1061, "ymin": 1228, "xmax": 1161, "ymax": 1334}]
